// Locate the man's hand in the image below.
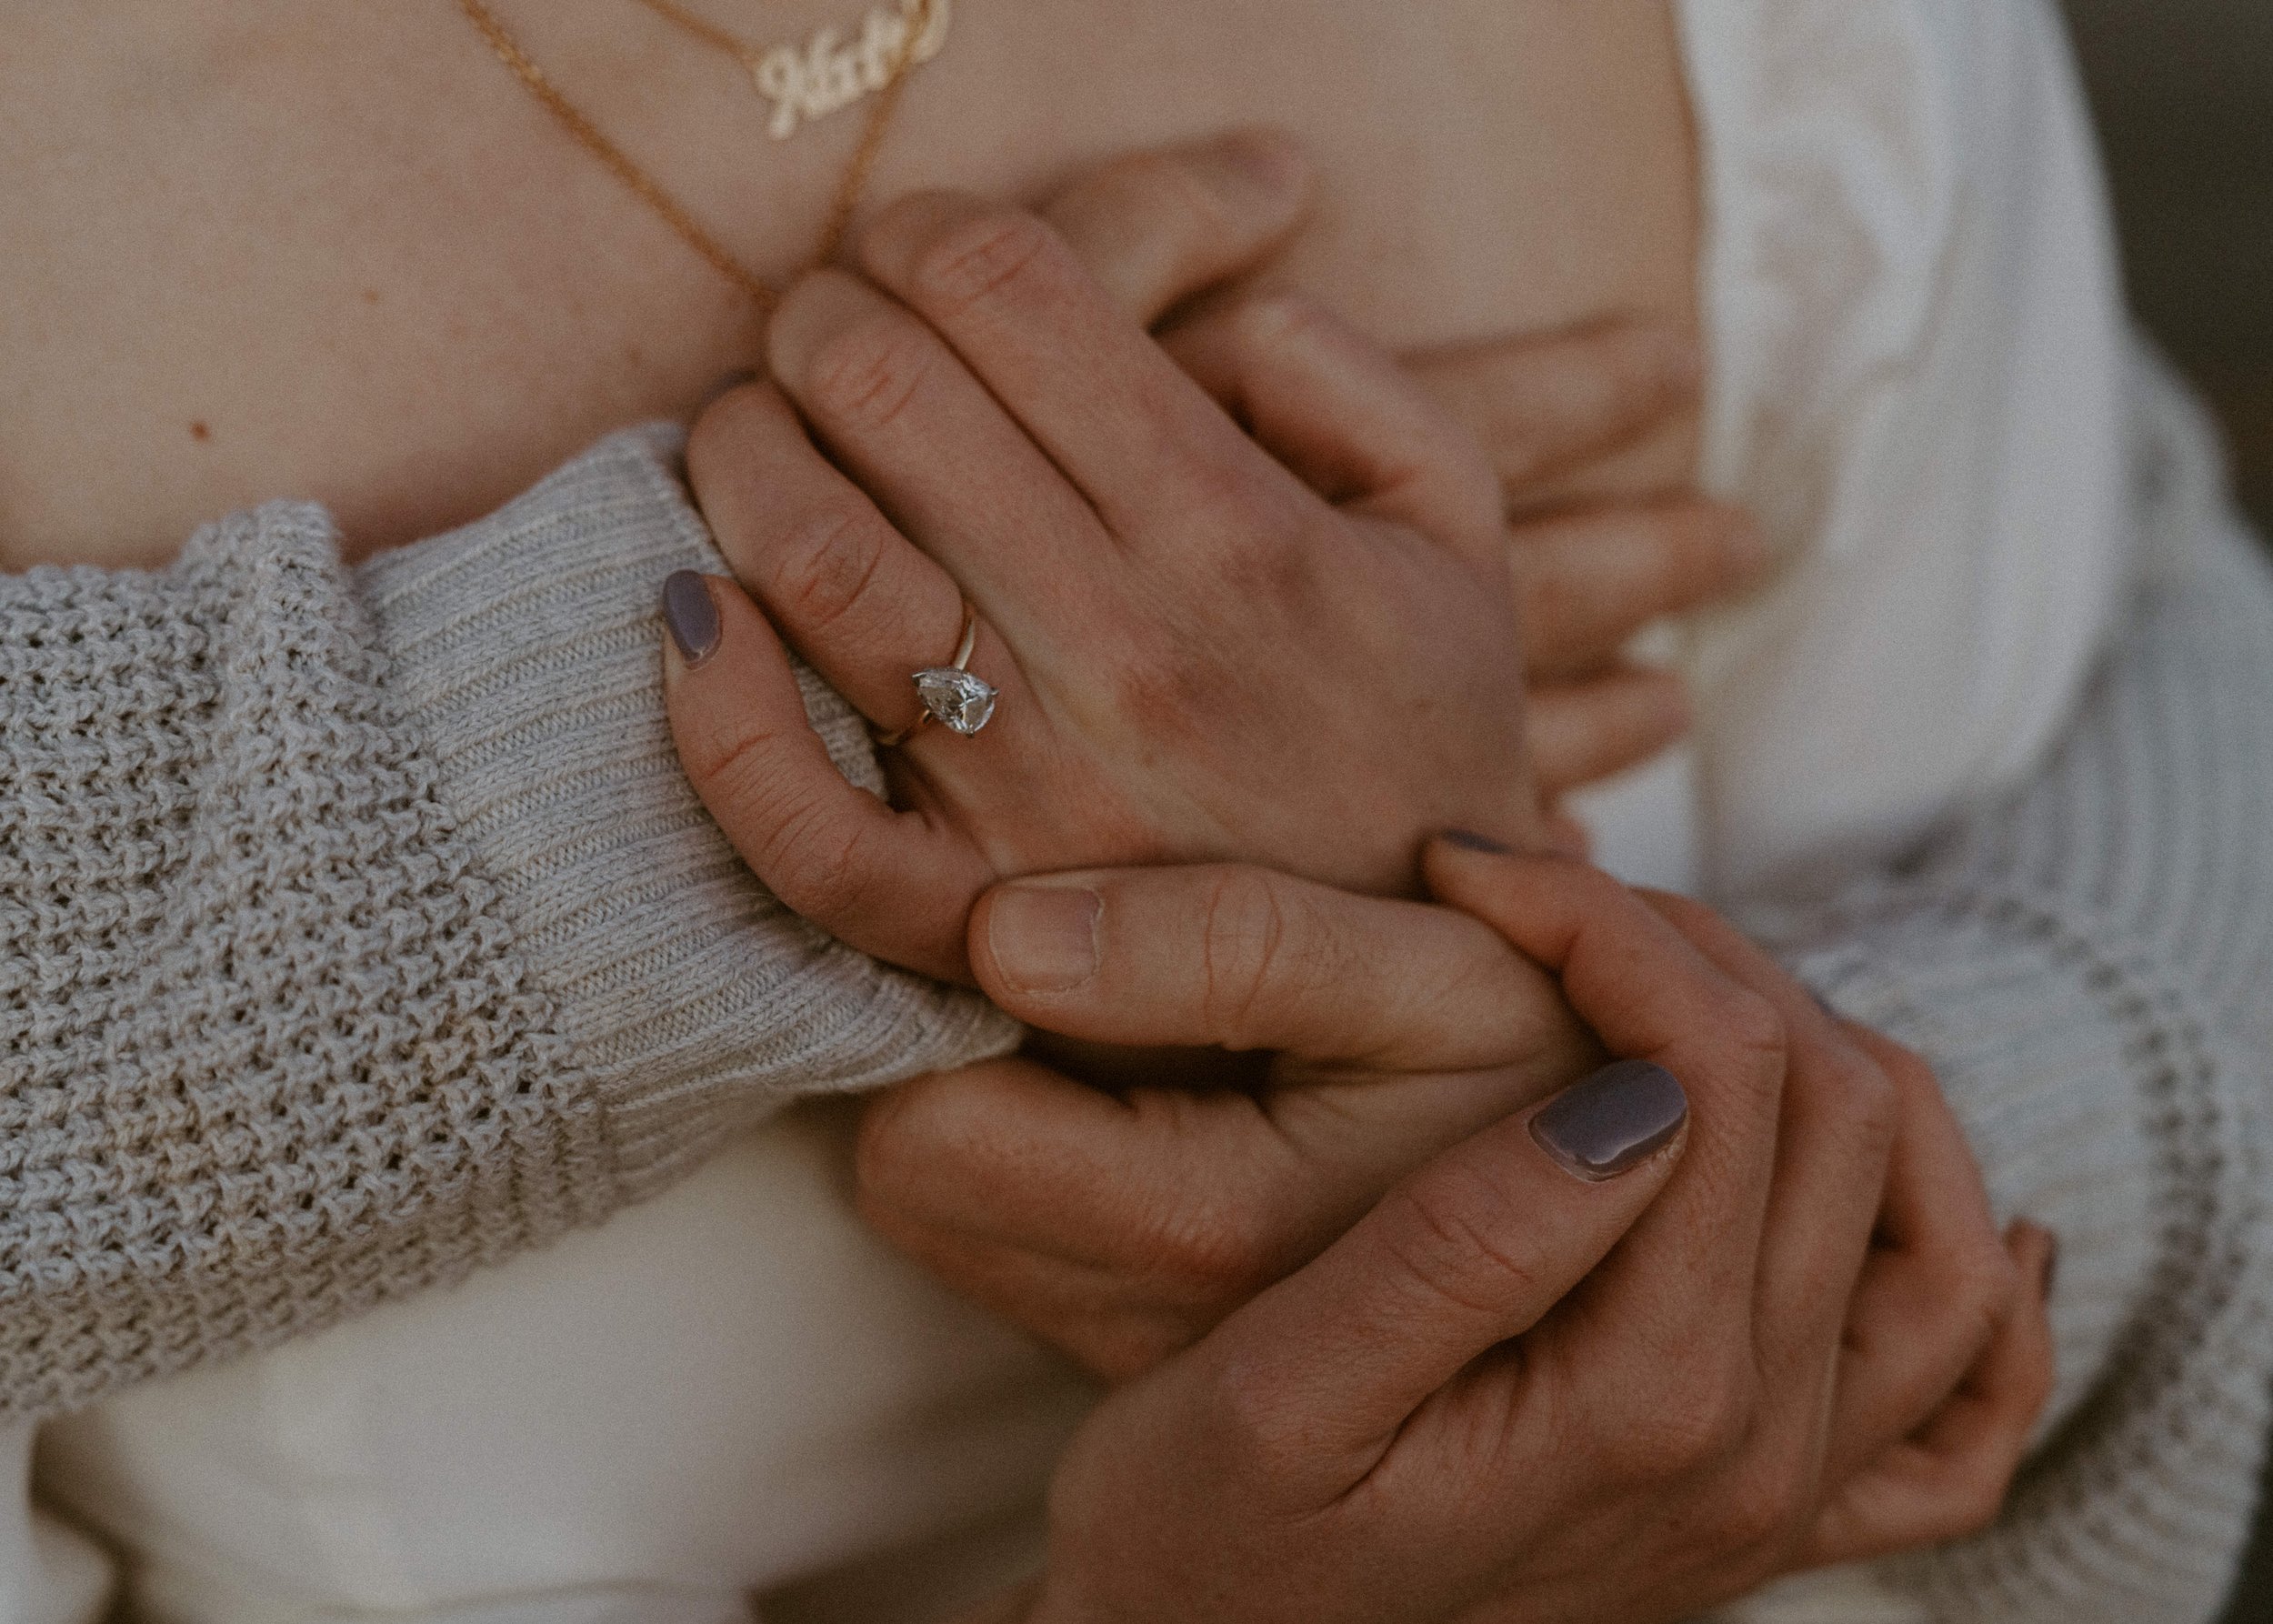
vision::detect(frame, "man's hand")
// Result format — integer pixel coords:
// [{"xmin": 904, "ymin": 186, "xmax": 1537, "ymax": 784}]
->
[{"xmin": 903, "ymin": 849, "xmax": 2054, "ymax": 1622}]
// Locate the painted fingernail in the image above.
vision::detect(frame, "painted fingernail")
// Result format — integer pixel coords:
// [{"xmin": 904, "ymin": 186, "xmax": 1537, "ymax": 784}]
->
[
  {"xmin": 1530, "ymin": 1059, "xmax": 1689, "ymax": 1182},
  {"xmin": 663, "ymin": 571, "xmax": 722, "ymax": 667},
  {"xmin": 1440, "ymin": 828, "xmax": 1514, "ymax": 856},
  {"xmin": 986, "ymin": 884, "xmax": 1102, "ymax": 995}
]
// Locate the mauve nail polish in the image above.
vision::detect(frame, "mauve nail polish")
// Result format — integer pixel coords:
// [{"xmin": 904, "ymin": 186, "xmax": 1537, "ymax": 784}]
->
[
  {"xmin": 1530, "ymin": 1059, "xmax": 1689, "ymax": 1182},
  {"xmin": 663, "ymin": 571, "xmax": 722, "ymax": 666}
]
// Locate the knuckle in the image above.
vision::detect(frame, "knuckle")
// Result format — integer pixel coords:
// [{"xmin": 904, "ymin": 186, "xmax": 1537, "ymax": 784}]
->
[
  {"xmin": 1097, "ymin": 627, "xmax": 1239, "ymax": 759},
  {"xmin": 851, "ymin": 1079, "xmax": 948, "ymax": 1209},
  {"xmin": 908, "ymin": 203, "xmax": 1064, "ymax": 315},
  {"xmin": 1074, "ymin": 1318, "xmax": 1194, "ymax": 1385},
  {"xmin": 1954, "ymin": 1244, "xmax": 2025, "ymax": 1348},
  {"xmin": 1177, "ymin": 445, "xmax": 1307, "ymax": 552},
  {"xmin": 1599, "ymin": 1406, "xmax": 1726, "ymax": 1487},
  {"xmin": 1086, "ymin": 149, "xmax": 1241, "ymax": 247},
  {"xmin": 676, "ymin": 687, "xmax": 785, "ymax": 794},
  {"xmin": 764, "ymin": 500, "xmax": 891, "ymax": 636},
  {"xmin": 802, "ymin": 310, "xmax": 936, "ymax": 431},
  {"xmin": 1146, "ymin": 1195, "xmax": 1277, "ymax": 1304},
  {"xmin": 1382, "ymin": 1158, "xmax": 1547, "ymax": 1318},
  {"xmin": 1719, "ymin": 987, "xmax": 1790, "ymax": 1081},
  {"xmin": 1831, "ymin": 1049, "xmax": 1902, "ymax": 1162},
  {"xmin": 1606, "ymin": 1358, "xmax": 1758, "ymax": 1484},
  {"xmin": 1680, "ymin": 502, "xmax": 1765, "ymax": 586},
  {"xmin": 1207, "ymin": 1343, "xmax": 1308, "ymax": 1476},
  {"xmin": 750, "ymin": 786, "xmax": 868, "ymax": 923},
  {"xmin": 1191, "ymin": 501, "xmax": 1327, "ymax": 619},
  {"xmin": 1196, "ymin": 867, "xmax": 1300, "ymax": 1048},
  {"xmin": 680, "ymin": 706, "xmax": 876, "ymax": 927}
]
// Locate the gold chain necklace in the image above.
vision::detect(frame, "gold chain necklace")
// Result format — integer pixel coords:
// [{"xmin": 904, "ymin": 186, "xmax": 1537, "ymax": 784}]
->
[
  {"xmin": 635, "ymin": 0, "xmax": 951, "ymax": 140},
  {"xmin": 456, "ymin": 0, "xmax": 941, "ymax": 312}
]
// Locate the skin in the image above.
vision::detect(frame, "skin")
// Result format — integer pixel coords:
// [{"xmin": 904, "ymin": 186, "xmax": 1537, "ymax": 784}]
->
[
  {"xmin": 652, "ymin": 149, "xmax": 2058, "ymax": 1613},
  {"xmin": 4, "ymin": 7, "xmax": 2040, "ymax": 1609},
  {"xmin": 0, "ymin": 0, "xmax": 1698, "ymax": 566},
  {"xmin": 666, "ymin": 136, "xmax": 1767, "ymax": 983},
  {"xmin": 967, "ymin": 847, "xmax": 2056, "ymax": 1623}
]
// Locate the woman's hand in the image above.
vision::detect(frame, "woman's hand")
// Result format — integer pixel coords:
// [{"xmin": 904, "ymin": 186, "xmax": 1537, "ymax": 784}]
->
[
  {"xmin": 665, "ymin": 135, "xmax": 1767, "ymax": 980},
  {"xmin": 671, "ymin": 157, "xmax": 1540, "ymax": 983},
  {"xmin": 922, "ymin": 850, "xmax": 2054, "ymax": 1621}
]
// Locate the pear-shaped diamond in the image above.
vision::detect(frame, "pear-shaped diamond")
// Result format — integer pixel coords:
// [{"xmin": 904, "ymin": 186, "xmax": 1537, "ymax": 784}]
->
[{"xmin": 914, "ymin": 667, "xmax": 998, "ymax": 736}]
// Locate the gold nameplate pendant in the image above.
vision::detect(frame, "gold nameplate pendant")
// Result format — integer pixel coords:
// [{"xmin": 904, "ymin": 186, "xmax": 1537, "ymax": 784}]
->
[{"xmin": 755, "ymin": 0, "xmax": 953, "ymax": 140}]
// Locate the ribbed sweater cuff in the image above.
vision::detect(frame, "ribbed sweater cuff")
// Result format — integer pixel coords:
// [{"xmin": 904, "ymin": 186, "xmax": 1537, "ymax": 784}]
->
[
  {"xmin": 1777, "ymin": 887, "xmax": 2272, "ymax": 1621},
  {"xmin": 355, "ymin": 426, "xmax": 1018, "ymax": 1196}
]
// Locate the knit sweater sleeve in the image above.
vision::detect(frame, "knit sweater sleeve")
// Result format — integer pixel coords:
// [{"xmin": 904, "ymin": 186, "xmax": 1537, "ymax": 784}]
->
[
  {"xmin": 0, "ymin": 424, "xmax": 1016, "ymax": 1422},
  {"xmin": 1757, "ymin": 364, "xmax": 2273, "ymax": 1623}
]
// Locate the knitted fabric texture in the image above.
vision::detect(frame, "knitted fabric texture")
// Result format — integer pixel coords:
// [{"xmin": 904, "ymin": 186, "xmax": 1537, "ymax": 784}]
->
[
  {"xmin": 1740, "ymin": 358, "xmax": 2273, "ymax": 1623},
  {"xmin": 6, "ymin": 388, "xmax": 2273, "ymax": 1619},
  {"xmin": 0, "ymin": 426, "xmax": 1015, "ymax": 1422}
]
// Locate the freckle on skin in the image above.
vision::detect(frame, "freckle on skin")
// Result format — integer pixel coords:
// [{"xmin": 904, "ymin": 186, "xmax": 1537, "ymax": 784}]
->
[
  {"xmin": 188, "ymin": 421, "xmax": 211, "ymax": 443},
  {"xmin": 361, "ymin": 287, "xmax": 381, "ymax": 306}
]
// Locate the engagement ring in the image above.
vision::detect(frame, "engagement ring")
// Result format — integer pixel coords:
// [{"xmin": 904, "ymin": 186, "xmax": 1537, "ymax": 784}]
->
[{"xmin": 877, "ymin": 604, "xmax": 996, "ymax": 746}]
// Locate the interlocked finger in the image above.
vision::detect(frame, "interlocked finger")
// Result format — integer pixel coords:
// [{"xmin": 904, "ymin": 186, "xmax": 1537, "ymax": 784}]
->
[
  {"xmin": 1527, "ymin": 667, "xmax": 1692, "ymax": 796},
  {"xmin": 1165, "ymin": 291, "xmax": 1506, "ymax": 564},
  {"xmin": 1642, "ymin": 894, "xmax": 1898, "ymax": 1418},
  {"xmin": 1516, "ymin": 499, "xmax": 1767, "ymax": 678},
  {"xmin": 1407, "ymin": 318, "xmax": 1704, "ymax": 503}
]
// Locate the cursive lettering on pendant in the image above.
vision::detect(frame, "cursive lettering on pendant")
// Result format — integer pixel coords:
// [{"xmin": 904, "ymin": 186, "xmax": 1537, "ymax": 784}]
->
[{"xmin": 752, "ymin": 0, "xmax": 952, "ymax": 140}]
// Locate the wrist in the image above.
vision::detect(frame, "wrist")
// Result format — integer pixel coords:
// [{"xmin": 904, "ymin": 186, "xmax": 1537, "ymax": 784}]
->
[{"xmin": 362, "ymin": 425, "xmax": 1017, "ymax": 1186}]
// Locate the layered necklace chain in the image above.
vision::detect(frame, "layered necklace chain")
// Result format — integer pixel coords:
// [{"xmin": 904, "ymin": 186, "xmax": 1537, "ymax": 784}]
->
[{"xmin": 456, "ymin": 0, "xmax": 947, "ymax": 312}]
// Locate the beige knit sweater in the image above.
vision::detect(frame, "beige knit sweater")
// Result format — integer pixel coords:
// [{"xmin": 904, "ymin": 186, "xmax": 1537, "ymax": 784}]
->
[
  {"xmin": 0, "ymin": 424, "xmax": 1015, "ymax": 1421},
  {"xmin": 2, "ymin": 366, "xmax": 2268, "ymax": 1620}
]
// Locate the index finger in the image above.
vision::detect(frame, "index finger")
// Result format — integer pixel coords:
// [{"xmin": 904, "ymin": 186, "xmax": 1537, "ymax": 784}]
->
[{"xmin": 852, "ymin": 188, "xmax": 1275, "ymax": 541}]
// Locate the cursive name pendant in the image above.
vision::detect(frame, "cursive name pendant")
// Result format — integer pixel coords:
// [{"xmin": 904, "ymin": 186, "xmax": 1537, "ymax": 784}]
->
[{"xmin": 755, "ymin": 0, "xmax": 952, "ymax": 141}]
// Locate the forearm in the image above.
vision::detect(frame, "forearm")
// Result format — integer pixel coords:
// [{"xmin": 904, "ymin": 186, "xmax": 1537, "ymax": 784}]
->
[
  {"xmin": 0, "ymin": 426, "xmax": 1013, "ymax": 1420},
  {"xmin": 1763, "ymin": 360, "xmax": 2273, "ymax": 1621}
]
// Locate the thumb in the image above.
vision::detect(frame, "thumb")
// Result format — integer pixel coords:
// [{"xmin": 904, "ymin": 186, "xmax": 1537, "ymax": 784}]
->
[{"xmin": 1201, "ymin": 1060, "xmax": 1690, "ymax": 1498}]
